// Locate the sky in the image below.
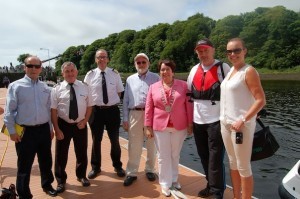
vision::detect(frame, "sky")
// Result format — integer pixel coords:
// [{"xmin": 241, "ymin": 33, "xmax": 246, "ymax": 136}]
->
[{"xmin": 1, "ymin": 0, "xmax": 299, "ymax": 67}]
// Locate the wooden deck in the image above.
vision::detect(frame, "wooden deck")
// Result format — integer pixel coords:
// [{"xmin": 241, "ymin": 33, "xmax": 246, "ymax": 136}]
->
[{"xmin": 0, "ymin": 88, "xmax": 233, "ymax": 199}]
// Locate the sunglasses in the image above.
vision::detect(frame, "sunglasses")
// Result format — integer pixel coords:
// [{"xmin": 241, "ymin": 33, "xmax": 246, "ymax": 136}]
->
[
  {"xmin": 136, "ymin": 61, "xmax": 147, "ymax": 65},
  {"xmin": 25, "ymin": 64, "xmax": 42, "ymax": 69},
  {"xmin": 96, "ymin": 56, "xmax": 107, "ymax": 59},
  {"xmin": 226, "ymin": 48, "xmax": 244, "ymax": 55}
]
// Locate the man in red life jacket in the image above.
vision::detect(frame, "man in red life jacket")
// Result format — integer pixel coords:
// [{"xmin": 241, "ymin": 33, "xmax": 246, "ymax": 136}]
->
[{"xmin": 187, "ymin": 38, "xmax": 231, "ymax": 199}]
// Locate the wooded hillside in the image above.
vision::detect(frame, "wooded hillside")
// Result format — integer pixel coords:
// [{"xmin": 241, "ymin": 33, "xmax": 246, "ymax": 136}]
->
[{"xmin": 54, "ymin": 6, "xmax": 300, "ymax": 74}]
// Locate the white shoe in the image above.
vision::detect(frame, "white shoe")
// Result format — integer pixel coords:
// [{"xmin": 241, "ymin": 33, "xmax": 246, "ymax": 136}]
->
[
  {"xmin": 162, "ymin": 187, "xmax": 171, "ymax": 197},
  {"xmin": 172, "ymin": 182, "xmax": 181, "ymax": 190}
]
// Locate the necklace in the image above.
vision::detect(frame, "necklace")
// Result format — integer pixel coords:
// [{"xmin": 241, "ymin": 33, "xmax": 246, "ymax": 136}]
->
[
  {"xmin": 163, "ymin": 80, "xmax": 174, "ymax": 87},
  {"xmin": 160, "ymin": 81, "xmax": 175, "ymax": 113}
]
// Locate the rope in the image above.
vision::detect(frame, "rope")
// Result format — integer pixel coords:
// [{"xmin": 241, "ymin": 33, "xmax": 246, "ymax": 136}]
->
[{"xmin": 0, "ymin": 134, "xmax": 10, "ymax": 188}]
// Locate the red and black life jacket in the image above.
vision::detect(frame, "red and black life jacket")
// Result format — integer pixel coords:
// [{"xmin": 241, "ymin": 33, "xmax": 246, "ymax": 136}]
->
[{"xmin": 191, "ymin": 62, "xmax": 224, "ymax": 101}]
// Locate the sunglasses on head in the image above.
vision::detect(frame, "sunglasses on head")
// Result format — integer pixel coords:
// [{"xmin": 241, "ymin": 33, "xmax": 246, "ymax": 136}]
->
[
  {"xmin": 226, "ymin": 48, "xmax": 244, "ymax": 55},
  {"xmin": 136, "ymin": 61, "xmax": 147, "ymax": 65},
  {"xmin": 25, "ymin": 64, "xmax": 42, "ymax": 69}
]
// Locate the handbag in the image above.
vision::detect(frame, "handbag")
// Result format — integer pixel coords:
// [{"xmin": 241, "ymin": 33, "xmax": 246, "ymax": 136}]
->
[{"xmin": 251, "ymin": 118, "xmax": 279, "ymax": 161}]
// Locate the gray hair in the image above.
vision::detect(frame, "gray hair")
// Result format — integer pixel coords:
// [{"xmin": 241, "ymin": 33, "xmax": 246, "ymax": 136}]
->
[
  {"xmin": 95, "ymin": 49, "xmax": 108, "ymax": 58},
  {"xmin": 61, "ymin": 61, "xmax": 77, "ymax": 72}
]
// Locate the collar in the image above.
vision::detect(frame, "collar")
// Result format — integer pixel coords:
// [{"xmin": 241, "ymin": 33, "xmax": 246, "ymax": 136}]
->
[
  {"xmin": 24, "ymin": 75, "xmax": 39, "ymax": 84},
  {"xmin": 62, "ymin": 80, "xmax": 78, "ymax": 87}
]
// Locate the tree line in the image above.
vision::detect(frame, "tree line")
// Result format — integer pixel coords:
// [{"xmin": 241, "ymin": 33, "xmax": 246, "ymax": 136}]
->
[{"xmin": 20, "ymin": 6, "xmax": 300, "ymax": 75}]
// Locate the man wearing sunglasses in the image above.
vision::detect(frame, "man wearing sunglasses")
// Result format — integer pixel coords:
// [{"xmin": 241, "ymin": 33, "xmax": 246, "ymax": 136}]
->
[
  {"xmin": 187, "ymin": 38, "xmax": 231, "ymax": 199},
  {"xmin": 4, "ymin": 56, "xmax": 57, "ymax": 198},
  {"xmin": 122, "ymin": 53, "xmax": 159, "ymax": 186}
]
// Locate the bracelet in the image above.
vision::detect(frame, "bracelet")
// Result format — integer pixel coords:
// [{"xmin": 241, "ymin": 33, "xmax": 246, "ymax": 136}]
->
[{"xmin": 241, "ymin": 115, "xmax": 247, "ymax": 123}]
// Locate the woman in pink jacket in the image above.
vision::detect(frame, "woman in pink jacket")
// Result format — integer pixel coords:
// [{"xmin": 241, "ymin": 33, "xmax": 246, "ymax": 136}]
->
[{"xmin": 145, "ymin": 59, "xmax": 193, "ymax": 196}]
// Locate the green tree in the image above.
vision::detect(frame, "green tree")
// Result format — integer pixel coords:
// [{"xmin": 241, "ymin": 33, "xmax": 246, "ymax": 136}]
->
[{"xmin": 17, "ymin": 53, "xmax": 31, "ymax": 63}]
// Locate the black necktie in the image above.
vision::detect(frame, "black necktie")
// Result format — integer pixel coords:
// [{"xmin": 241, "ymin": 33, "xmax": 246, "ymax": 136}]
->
[
  {"xmin": 101, "ymin": 72, "xmax": 108, "ymax": 104},
  {"xmin": 69, "ymin": 83, "xmax": 78, "ymax": 120}
]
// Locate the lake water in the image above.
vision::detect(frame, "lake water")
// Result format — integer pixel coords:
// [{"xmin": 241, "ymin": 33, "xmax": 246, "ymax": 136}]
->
[{"xmin": 120, "ymin": 80, "xmax": 300, "ymax": 199}]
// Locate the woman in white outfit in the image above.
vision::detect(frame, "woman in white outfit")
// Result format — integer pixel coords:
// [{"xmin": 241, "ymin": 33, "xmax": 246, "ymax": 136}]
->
[{"xmin": 220, "ymin": 38, "xmax": 266, "ymax": 199}]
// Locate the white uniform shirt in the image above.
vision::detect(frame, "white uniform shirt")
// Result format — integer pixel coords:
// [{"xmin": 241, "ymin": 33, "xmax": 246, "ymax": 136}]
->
[
  {"xmin": 187, "ymin": 59, "xmax": 231, "ymax": 124},
  {"xmin": 51, "ymin": 80, "xmax": 94, "ymax": 123},
  {"xmin": 84, "ymin": 67, "xmax": 124, "ymax": 106}
]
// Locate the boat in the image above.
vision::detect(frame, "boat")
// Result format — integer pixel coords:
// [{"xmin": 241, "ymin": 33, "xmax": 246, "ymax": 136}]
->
[{"xmin": 278, "ymin": 160, "xmax": 300, "ymax": 199}]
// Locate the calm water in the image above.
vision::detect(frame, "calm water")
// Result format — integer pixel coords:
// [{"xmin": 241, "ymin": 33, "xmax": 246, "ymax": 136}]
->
[{"xmin": 120, "ymin": 80, "xmax": 300, "ymax": 199}]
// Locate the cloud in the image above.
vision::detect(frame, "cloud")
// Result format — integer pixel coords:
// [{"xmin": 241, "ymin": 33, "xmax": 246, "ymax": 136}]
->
[{"xmin": 0, "ymin": 0, "xmax": 298, "ymax": 66}]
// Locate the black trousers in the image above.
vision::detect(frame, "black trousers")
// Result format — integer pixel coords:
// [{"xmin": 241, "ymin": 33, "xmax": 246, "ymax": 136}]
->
[
  {"xmin": 15, "ymin": 123, "xmax": 54, "ymax": 199},
  {"xmin": 55, "ymin": 118, "xmax": 88, "ymax": 184},
  {"xmin": 89, "ymin": 106, "xmax": 122, "ymax": 170},
  {"xmin": 193, "ymin": 121, "xmax": 226, "ymax": 194}
]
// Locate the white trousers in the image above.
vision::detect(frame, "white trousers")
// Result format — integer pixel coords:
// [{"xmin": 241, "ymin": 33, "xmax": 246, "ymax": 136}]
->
[
  {"xmin": 154, "ymin": 127, "xmax": 187, "ymax": 188},
  {"xmin": 126, "ymin": 110, "xmax": 156, "ymax": 176},
  {"xmin": 220, "ymin": 120, "xmax": 256, "ymax": 177}
]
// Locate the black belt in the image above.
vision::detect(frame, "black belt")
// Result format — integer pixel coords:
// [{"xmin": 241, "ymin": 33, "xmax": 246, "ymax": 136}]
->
[
  {"xmin": 58, "ymin": 118, "xmax": 77, "ymax": 126},
  {"xmin": 22, "ymin": 122, "xmax": 48, "ymax": 128},
  {"xmin": 95, "ymin": 105, "xmax": 118, "ymax": 109},
  {"xmin": 129, "ymin": 108, "xmax": 145, "ymax": 111}
]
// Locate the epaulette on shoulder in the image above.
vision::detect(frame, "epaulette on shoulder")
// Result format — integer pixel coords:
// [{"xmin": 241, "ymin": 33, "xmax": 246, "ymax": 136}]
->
[
  {"xmin": 52, "ymin": 82, "xmax": 60, "ymax": 88},
  {"xmin": 83, "ymin": 82, "xmax": 88, "ymax": 86},
  {"xmin": 86, "ymin": 69, "xmax": 95, "ymax": 75},
  {"xmin": 112, "ymin": 68, "xmax": 119, "ymax": 74}
]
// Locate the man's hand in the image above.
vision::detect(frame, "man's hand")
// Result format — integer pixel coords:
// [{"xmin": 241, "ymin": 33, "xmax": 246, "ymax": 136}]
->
[
  {"xmin": 10, "ymin": 133, "xmax": 22, "ymax": 143},
  {"xmin": 54, "ymin": 129, "xmax": 64, "ymax": 140},
  {"xmin": 123, "ymin": 121, "xmax": 129, "ymax": 131},
  {"xmin": 77, "ymin": 119, "xmax": 87, "ymax": 130}
]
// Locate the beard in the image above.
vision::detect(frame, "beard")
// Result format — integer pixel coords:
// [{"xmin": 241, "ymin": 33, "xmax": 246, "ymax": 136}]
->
[{"xmin": 136, "ymin": 66, "xmax": 148, "ymax": 75}]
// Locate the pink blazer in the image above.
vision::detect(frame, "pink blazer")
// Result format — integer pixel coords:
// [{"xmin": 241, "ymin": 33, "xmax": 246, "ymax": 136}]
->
[{"xmin": 145, "ymin": 79, "xmax": 193, "ymax": 131}]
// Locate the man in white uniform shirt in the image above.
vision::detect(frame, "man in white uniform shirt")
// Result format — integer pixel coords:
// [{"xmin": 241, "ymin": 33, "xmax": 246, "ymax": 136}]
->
[
  {"xmin": 84, "ymin": 49, "xmax": 125, "ymax": 179},
  {"xmin": 51, "ymin": 62, "xmax": 94, "ymax": 193}
]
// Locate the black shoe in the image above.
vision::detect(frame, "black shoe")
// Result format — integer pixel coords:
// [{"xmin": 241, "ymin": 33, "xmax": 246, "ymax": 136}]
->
[
  {"xmin": 77, "ymin": 177, "xmax": 90, "ymax": 187},
  {"xmin": 198, "ymin": 187, "xmax": 213, "ymax": 198},
  {"xmin": 114, "ymin": 168, "xmax": 125, "ymax": 177},
  {"xmin": 123, "ymin": 176, "xmax": 137, "ymax": 186},
  {"xmin": 146, "ymin": 172, "xmax": 156, "ymax": 181},
  {"xmin": 43, "ymin": 185, "xmax": 57, "ymax": 197},
  {"xmin": 56, "ymin": 183, "xmax": 66, "ymax": 193},
  {"xmin": 211, "ymin": 192, "xmax": 223, "ymax": 199},
  {"xmin": 88, "ymin": 169, "xmax": 101, "ymax": 179}
]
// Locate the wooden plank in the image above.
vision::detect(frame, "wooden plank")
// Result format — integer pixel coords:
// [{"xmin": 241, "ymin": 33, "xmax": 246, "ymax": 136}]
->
[{"xmin": 0, "ymin": 88, "xmax": 233, "ymax": 199}]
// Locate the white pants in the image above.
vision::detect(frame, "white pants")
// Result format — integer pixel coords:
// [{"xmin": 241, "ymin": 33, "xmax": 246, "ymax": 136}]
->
[
  {"xmin": 126, "ymin": 110, "xmax": 156, "ymax": 176},
  {"xmin": 220, "ymin": 120, "xmax": 256, "ymax": 177},
  {"xmin": 154, "ymin": 127, "xmax": 187, "ymax": 188}
]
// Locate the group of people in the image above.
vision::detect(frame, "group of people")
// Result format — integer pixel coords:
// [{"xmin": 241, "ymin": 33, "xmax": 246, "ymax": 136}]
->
[{"xmin": 2, "ymin": 37, "xmax": 265, "ymax": 199}]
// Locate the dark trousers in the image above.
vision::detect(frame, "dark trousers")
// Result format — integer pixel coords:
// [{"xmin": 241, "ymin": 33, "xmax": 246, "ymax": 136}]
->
[
  {"xmin": 89, "ymin": 106, "xmax": 122, "ymax": 170},
  {"xmin": 15, "ymin": 123, "xmax": 54, "ymax": 199},
  {"xmin": 193, "ymin": 121, "xmax": 226, "ymax": 194},
  {"xmin": 55, "ymin": 118, "xmax": 88, "ymax": 184}
]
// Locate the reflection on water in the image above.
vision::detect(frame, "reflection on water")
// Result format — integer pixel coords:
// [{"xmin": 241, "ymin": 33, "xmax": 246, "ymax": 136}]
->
[
  {"xmin": 180, "ymin": 80, "xmax": 300, "ymax": 199},
  {"xmin": 119, "ymin": 80, "xmax": 300, "ymax": 199}
]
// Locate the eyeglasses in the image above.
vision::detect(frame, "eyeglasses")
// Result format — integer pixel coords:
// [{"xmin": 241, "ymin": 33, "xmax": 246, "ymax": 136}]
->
[
  {"xmin": 136, "ymin": 61, "xmax": 147, "ymax": 65},
  {"xmin": 96, "ymin": 56, "xmax": 107, "ymax": 59},
  {"xmin": 226, "ymin": 48, "xmax": 243, "ymax": 55},
  {"xmin": 25, "ymin": 64, "xmax": 42, "ymax": 69}
]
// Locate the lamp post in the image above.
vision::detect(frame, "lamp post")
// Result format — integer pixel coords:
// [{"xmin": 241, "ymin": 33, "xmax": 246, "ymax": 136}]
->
[{"xmin": 40, "ymin": 48, "xmax": 50, "ymax": 67}]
